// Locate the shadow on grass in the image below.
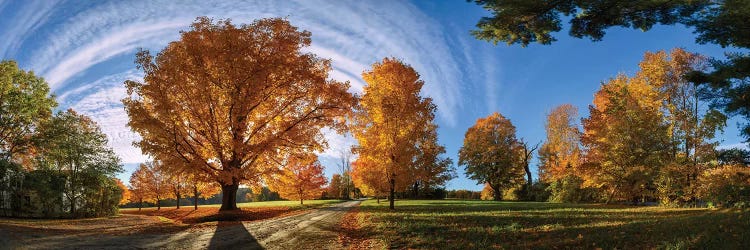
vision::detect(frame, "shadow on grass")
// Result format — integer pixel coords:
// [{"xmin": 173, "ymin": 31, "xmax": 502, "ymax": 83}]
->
[{"xmin": 360, "ymin": 201, "xmax": 750, "ymax": 249}]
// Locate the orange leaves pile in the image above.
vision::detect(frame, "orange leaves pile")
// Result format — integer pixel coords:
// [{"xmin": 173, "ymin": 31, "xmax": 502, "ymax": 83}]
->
[{"xmin": 121, "ymin": 206, "xmax": 297, "ymax": 224}]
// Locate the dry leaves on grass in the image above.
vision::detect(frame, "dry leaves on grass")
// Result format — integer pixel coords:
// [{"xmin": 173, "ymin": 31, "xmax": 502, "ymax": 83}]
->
[
  {"xmin": 337, "ymin": 205, "xmax": 384, "ymax": 250},
  {"xmin": 0, "ymin": 215, "xmax": 187, "ymax": 237},
  {"xmin": 121, "ymin": 206, "xmax": 301, "ymax": 224}
]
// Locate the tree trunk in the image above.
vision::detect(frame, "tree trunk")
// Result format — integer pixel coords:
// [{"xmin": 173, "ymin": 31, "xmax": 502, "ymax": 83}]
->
[
  {"xmin": 194, "ymin": 185, "xmax": 199, "ymax": 210},
  {"xmin": 98, "ymin": 188, "xmax": 104, "ymax": 215},
  {"xmin": 389, "ymin": 177, "xmax": 395, "ymax": 210},
  {"xmin": 176, "ymin": 189, "xmax": 181, "ymax": 209},
  {"xmin": 413, "ymin": 181, "xmax": 420, "ymax": 198},
  {"xmin": 69, "ymin": 197, "xmax": 76, "ymax": 216},
  {"xmin": 606, "ymin": 185, "xmax": 618, "ymax": 204},
  {"xmin": 139, "ymin": 198, "xmax": 142, "ymax": 212},
  {"xmin": 525, "ymin": 166, "xmax": 533, "ymax": 197},
  {"xmin": 492, "ymin": 185, "xmax": 502, "ymax": 201},
  {"xmin": 219, "ymin": 183, "xmax": 239, "ymax": 211},
  {"xmin": 157, "ymin": 197, "xmax": 161, "ymax": 210},
  {"xmin": 299, "ymin": 189, "xmax": 304, "ymax": 205}
]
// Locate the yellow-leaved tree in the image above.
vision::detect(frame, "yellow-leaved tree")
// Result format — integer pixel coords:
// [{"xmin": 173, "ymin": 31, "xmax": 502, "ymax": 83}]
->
[
  {"xmin": 268, "ymin": 155, "xmax": 327, "ymax": 205},
  {"xmin": 187, "ymin": 172, "xmax": 221, "ymax": 210},
  {"xmin": 636, "ymin": 48, "xmax": 726, "ymax": 205},
  {"xmin": 581, "ymin": 74, "xmax": 669, "ymax": 203},
  {"xmin": 122, "ymin": 17, "xmax": 355, "ymax": 210},
  {"xmin": 538, "ymin": 104, "xmax": 582, "ymax": 182},
  {"xmin": 351, "ymin": 159, "xmax": 389, "ymax": 203},
  {"xmin": 133, "ymin": 161, "xmax": 173, "ymax": 210},
  {"xmin": 128, "ymin": 167, "xmax": 149, "ymax": 211},
  {"xmin": 114, "ymin": 178, "xmax": 130, "ymax": 206},
  {"xmin": 352, "ymin": 58, "xmax": 441, "ymax": 210}
]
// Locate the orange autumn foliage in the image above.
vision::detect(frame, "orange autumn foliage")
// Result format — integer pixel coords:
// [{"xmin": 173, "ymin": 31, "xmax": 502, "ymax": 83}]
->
[
  {"xmin": 122, "ymin": 17, "xmax": 356, "ymax": 210},
  {"xmin": 268, "ymin": 155, "xmax": 328, "ymax": 204},
  {"xmin": 538, "ymin": 104, "xmax": 582, "ymax": 182},
  {"xmin": 352, "ymin": 58, "xmax": 443, "ymax": 209},
  {"xmin": 459, "ymin": 112, "xmax": 525, "ymax": 201},
  {"xmin": 350, "ymin": 159, "xmax": 389, "ymax": 198},
  {"xmin": 480, "ymin": 183, "xmax": 495, "ymax": 201},
  {"xmin": 129, "ymin": 161, "xmax": 173, "ymax": 210},
  {"xmin": 113, "ymin": 178, "xmax": 130, "ymax": 206}
]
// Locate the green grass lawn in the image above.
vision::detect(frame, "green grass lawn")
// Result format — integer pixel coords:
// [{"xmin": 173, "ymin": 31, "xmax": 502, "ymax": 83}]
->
[
  {"xmin": 356, "ymin": 199, "xmax": 750, "ymax": 249},
  {"xmin": 119, "ymin": 199, "xmax": 345, "ymax": 212}
]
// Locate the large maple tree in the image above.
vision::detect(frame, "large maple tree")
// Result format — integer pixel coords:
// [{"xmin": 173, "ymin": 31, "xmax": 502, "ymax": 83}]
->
[
  {"xmin": 459, "ymin": 112, "xmax": 525, "ymax": 201},
  {"xmin": 123, "ymin": 17, "xmax": 355, "ymax": 210}
]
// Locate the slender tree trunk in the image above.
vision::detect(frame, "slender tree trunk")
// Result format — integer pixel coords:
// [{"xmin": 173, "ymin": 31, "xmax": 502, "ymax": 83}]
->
[
  {"xmin": 194, "ymin": 185, "xmax": 199, "ymax": 210},
  {"xmin": 69, "ymin": 197, "xmax": 76, "ymax": 216},
  {"xmin": 389, "ymin": 177, "xmax": 395, "ymax": 210},
  {"xmin": 413, "ymin": 181, "xmax": 419, "ymax": 198},
  {"xmin": 58, "ymin": 196, "xmax": 64, "ymax": 217},
  {"xmin": 525, "ymin": 165, "xmax": 533, "ymax": 198},
  {"xmin": 139, "ymin": 198, "xmax": 142, "ymax": 212},
  {"xmin": 176, "ymin": 189, "xmax": 181, "ymax": 209},
  {"xmin": 606, "ymin": 185, "xmax": 618, "ymax": 204},
  {"xmin": 157, "ymin": 197, "xmax": 161, "ymax": 210},
  {"xmin": 100, "ymin": 187, "xmax": 106, "ymax": 215},
  {"xmin": 299, "ymin": 189, "xmax": 304, "ymax": 205},
  {"xmin": 219, "ymin": 183, "xmax": 239, "ymax": 211}
]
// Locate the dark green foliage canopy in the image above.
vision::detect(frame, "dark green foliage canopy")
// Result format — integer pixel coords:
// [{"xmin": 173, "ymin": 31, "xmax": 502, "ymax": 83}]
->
[
  {"xmin": 717, "ymin": 147, "xmax": 750, "ymax": 165},
  {"xmin": 470, "ymin": 0, "xmax": 709, "ymax": 46},
  {"xmin": 471, "ymin": 0, "xmax": 750, "ymax": 141}
]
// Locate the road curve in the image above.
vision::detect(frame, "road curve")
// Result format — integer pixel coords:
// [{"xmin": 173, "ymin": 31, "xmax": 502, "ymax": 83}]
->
[
  {"xmin": 163, "ymin": 199, "xmax": 363, "ymax": 249},
  {"xmin": 1, "ymin": 200, "xmax": 362, "ymax": 250}
]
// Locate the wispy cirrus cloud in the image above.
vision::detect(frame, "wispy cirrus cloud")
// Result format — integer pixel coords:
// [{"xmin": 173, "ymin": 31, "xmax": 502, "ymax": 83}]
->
[
  {"xmin": 59, "ymin": 70, "xmax": 148, "ymax": 165},
  {"xmin": 0, "ymin": 0, "xmax": 58, "ymax": 58},
  {"xmin": 1, "ymin": 0, "xmax": 478, "ymax": 181},
  {"xmin": 43, "ymin": 21, "xmax": 186, "ymax": 89}
]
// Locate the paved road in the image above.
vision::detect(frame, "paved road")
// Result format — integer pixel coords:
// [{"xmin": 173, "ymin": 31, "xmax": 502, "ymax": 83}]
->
[{"xmin": 2, "ymin": 200, "xmax": 362, "ymax": 250}]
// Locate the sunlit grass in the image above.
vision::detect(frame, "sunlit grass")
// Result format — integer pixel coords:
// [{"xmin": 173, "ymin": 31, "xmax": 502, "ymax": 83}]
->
[
  {"xmin": 357, "ymin": 199, "xmax": 750, "ymax": 249},
  {"xmin": 204, "ymin": 199, "xmax": 345, "ymax": 208},
  {"xmin": 119, "ymin": 199, "xmax": 345, "ymax": 212},
  {"xmin": 119, "ymin": 199, "xmax": 347, "ymax": 224}
]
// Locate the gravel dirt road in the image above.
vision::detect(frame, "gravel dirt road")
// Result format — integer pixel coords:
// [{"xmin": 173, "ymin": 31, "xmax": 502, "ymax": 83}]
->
[{"xmin": 0, "ymin": 200, "xmax": 362, "ymax": 250}]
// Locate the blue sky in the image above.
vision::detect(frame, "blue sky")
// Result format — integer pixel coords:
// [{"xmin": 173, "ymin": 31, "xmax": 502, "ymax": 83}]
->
[{"xmin": 1, "ymin": 0, "xmax": 746, "ymax": 191}]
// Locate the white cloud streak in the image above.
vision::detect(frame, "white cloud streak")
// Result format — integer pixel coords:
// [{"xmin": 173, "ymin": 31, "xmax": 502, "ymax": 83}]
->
[
  {"xmin": 0, "ymin": 0, "xmax": 58, "ymax": 58},
  {"xmin": 2, "ymin": 0, "xmax": 479, "ymax": 178},
  {"xmin": 61, "ymin": 70, "xmax": 148, "ymax": 164}
]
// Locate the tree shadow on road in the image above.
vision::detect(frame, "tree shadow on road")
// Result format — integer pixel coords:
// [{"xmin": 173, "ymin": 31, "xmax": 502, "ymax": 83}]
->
[{"xmin": 208, "ymin": 220, "xmax": 263, "ymax": 250}]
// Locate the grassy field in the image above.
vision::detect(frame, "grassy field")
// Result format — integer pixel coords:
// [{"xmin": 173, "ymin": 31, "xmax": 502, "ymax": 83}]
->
[
  {"xmin": 119, "ymin": 199, "xmax": 345, "ymax": 224},
  {"xmin": 120, "ymin": 199, "xmax": 344, "ymax": 211},
  {"xmin": 351, "ymin": 199, "xmax": 750, "ymax": 249}
]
